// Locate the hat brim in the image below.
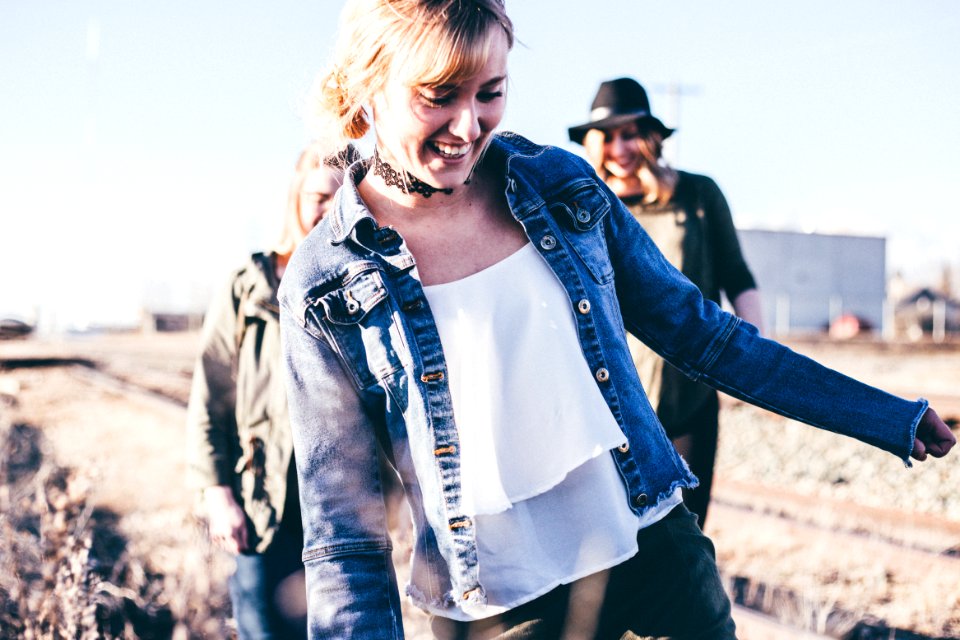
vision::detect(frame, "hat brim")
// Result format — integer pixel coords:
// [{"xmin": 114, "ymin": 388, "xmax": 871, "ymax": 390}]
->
[{"xmin": 568, "ymin": 113, "xmax": 674, "ymax": 145}]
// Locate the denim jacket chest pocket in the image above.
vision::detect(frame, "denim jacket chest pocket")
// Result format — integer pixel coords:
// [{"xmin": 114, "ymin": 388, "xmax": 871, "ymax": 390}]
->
[
  {"xmin": 548, "ymin": 182, "xmax": 614, "ymax": 285},
  {"xmin": 307, "ymin": 262, "xmax": 411, "ymax": 390}
]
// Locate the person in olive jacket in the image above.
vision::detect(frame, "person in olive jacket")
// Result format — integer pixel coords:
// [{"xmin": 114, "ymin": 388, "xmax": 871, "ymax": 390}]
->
[{"xmin": 186, "ymin": 142, "xmax": 345, "ymax": 639}]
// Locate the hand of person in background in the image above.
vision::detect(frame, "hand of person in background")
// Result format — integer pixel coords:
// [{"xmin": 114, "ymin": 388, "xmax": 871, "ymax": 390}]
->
[
  {"xmin": 204, "ymin": 485, "xmax": 249, "ymax": 554},
  {"xmin": 911, "ymin": 407, "xmax": 956, "ymax": 461},
  {"xmin": 732, "ymin": 289, "xmax": 765, "ymax": 336}
]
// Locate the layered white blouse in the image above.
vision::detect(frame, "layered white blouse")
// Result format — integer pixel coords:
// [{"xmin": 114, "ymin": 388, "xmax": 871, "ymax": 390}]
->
[{"xmin": 423, "ymin": 243, "xmax": 680, "ymax": 620}]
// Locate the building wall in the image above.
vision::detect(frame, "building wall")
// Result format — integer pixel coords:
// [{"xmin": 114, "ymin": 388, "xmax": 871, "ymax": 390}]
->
[{"xmin": 737, "ymin": 229, "xmax": 886, "ymax": 335}]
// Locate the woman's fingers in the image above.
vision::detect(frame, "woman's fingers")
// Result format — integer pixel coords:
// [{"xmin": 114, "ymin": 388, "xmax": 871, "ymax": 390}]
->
[{"xmin": 912, "ymin": 408, "xmax": 956, "ymax": 461}]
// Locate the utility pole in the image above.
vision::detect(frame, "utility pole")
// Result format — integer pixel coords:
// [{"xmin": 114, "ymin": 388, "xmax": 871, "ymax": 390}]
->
[
  {"xmin": 650, "ymin": 83, "xmax": 700, "ymax": 166},
  {"xmin": 85, "ymin": 18, "xmax": 100, "ymax": 149}
]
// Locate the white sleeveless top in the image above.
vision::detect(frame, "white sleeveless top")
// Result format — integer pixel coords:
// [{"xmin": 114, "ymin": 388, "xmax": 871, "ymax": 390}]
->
[{"xmin": 422, "ymin": 243, "xmax": 681, "ymax": 620}]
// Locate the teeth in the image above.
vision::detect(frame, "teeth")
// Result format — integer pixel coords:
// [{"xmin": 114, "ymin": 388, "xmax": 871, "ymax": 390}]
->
[{"xmin": 434, "ymin": 142, "xmax": 470, "ymax": 158}]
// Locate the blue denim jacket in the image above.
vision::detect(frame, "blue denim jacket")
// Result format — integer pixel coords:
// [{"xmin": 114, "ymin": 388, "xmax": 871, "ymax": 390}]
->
[{"xmin": 279, "ymin": 132, "xmax": 926, "ymax": 639}]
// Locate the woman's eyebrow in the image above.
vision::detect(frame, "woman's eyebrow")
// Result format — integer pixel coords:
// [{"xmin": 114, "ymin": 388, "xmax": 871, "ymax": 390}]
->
[
  {"xmin": 428, "ymin": 76, "xmax": 506, "ymax": 91},
  {"xmin": 481, "ymin": 75, "xmax": 507, "ymax": 87}
]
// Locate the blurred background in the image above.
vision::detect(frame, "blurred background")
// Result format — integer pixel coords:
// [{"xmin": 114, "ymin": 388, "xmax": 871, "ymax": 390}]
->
[{"xmin": 2, "ymin": 0, "xmax": 959, "ymax": 339}]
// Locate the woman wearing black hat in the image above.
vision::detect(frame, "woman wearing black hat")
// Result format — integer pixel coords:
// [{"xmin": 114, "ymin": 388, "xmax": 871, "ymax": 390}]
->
[{"xmin": 570, "ymin": 77, "xmax": 764, "ymax": 527}]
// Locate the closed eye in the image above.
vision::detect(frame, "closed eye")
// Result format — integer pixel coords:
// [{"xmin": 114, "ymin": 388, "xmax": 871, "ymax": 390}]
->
[
  {"xmin": 418, "ymin": 90, "xmax": 454, "ymax": 107},
  {"xmin": 478, "ymin": 90, "xmax": 504, "ymax": 103}
]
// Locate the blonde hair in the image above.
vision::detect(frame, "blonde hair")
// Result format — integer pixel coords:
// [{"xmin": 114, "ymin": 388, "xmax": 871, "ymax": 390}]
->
[
  {"xmin": 274, "ymin": 142, "xmax": 348, "ymax": 261},
  {"xmin": 310, "ymin": 0, "xmax": 514, "ymax": 148},
  {"xmin": 583, "ymin": 125, "xmax": 678, "ymax": 205}
]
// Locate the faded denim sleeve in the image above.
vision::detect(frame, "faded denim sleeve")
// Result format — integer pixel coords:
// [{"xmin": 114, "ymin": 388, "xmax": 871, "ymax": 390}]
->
[
  {"xmin": 599, "ymin": 177, "xmax": 925, "ymax": 464},
  {"xmin": 280, "ymin": 301, "xmax": 404, "ymax": 639}
]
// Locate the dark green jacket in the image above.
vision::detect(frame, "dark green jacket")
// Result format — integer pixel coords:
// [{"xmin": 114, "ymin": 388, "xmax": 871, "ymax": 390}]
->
[{"xmin": 186, "ymin": 253, "xmax": 295, "ymax": 552}]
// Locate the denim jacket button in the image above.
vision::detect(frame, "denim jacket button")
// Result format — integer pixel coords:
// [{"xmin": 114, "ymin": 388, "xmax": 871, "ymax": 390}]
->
[
  {"xmin": 402, "ymin": 299, "xmax": 424, "ymax": 312},
  {"xmin": 345, "ymin": 291, "xmax": 361, "ymax": 314},
  {"xmin": 595, "ymin": 367, "xmax": 609, "ymax": 382},
  {"xmin": 634, "ymin": 493, "xmax": 648, "ymax": 507},
  {"xmin": 539, "ymin": 235, "xmax": 557, "ymax": 250},
  {"xmin": 576, "ymin": 209, "xmax": 591, "ymax": 223},
  {"xmin": 378, "ymin": 228, "xmax": 399, "ymax": 244},
  {"xmin": 577, "ymin": 299, "xmax": 591, "ymax": 314},
  {"xmin": 617, "ymin": 442, "xmax": 630, "ymax": 453},
  {"xmin": 463, "ymin": 586, "xmax": 484, "ymax": 600}
]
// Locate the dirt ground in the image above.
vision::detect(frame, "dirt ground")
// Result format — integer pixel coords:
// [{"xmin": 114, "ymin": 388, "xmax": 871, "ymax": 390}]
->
[{"xmin": 1, "ymin": 331, "xmax": 958, "ymax": 638}]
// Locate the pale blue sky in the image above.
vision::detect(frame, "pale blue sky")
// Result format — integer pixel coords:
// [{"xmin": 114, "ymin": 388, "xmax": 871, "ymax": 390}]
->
[{"xmin": 1, "ymin": 1, "xmax": 958, "ymax": 328}]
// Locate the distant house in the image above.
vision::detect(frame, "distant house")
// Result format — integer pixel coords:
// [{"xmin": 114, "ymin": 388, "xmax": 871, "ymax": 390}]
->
[
  {"xmin": 895, "ymin": 287, "xmax": 960, "ymax": 340},
  {"xmin": 0, "ymin": 318, "xmax": 34, "ymax": 340},
  {"xmin": 141, "ymin": 310, "xmax": 205, "ymax": 333},
  {"xmin": 737, "ymin": 229, "xmax": 886, "ymax": 336}
]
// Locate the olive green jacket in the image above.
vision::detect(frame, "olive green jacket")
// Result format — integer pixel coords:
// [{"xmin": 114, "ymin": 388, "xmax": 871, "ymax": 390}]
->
[{"xmin": 186, "ymin": 252, "xmax": 295, "ymax": 552}]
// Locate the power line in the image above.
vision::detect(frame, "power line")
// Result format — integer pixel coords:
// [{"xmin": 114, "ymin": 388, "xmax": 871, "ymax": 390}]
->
[{"xmin": 649, "ymin": 83, "xmax": 701, "ymax": 165}]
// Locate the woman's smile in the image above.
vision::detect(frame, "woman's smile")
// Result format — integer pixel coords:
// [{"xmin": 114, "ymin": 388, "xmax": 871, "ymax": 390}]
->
[{"xmin": 429, "ymin": 140, "xmax": 473, "ymax": 160}]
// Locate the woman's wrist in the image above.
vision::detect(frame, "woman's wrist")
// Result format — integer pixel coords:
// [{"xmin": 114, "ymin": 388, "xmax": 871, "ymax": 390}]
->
[{"xmin": 203, "ymin": 485, "xmax": 236, "ymax": 508}]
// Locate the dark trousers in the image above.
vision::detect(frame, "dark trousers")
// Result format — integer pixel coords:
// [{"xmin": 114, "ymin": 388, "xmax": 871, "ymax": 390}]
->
[
  {"xmin": 229, "ymin": 525, "xmax": 307, "ymax": 640},
  {"xmin": 669, "ymin": 392, "xmax": 720, "ymax": 528},
  {"xmin": 431, "ymin": 505, "xmax": 736, "ymax": 640}
]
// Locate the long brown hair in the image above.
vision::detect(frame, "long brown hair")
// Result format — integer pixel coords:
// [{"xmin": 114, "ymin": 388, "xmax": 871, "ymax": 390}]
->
[{"xmin": 274, "ymin": 142, "xmax": 338, "ymax": 262}]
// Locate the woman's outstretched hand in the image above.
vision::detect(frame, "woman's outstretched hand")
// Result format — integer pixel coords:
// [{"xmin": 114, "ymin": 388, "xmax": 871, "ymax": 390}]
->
[{"xmin": 911, "ymin": 407, "xmax": 957, "ymax": 461}]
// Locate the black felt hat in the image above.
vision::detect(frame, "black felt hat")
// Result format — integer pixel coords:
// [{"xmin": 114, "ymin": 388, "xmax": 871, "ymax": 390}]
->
[{"xmin": 568, "ymin": 77, "xmax": 674, "ymax": 145}]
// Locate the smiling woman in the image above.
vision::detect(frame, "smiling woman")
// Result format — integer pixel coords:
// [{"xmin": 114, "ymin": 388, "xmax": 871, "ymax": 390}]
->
[
  {"xmin": 571, "ymin": 77, "xmax": 765, "ymax": 529},
  {"xmin": 369, "ymin": 49, "xmax": 507, "ymax": 196},
  {"xmin": 310, "ymin": 0, "xmax": 511, "ymax": 205},
  {"xmin": 369, "ymin": 28, "xmax": 508, "ymax": 191},
  {"xmin": 278, "ymin": 1, "xmax": 955, "ymax": 639}
]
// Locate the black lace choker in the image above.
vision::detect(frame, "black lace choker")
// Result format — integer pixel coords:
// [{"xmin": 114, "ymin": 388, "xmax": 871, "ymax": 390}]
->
[{"xmin": 372, "ymin": 149, "xmax": 454, "ymax": 198}]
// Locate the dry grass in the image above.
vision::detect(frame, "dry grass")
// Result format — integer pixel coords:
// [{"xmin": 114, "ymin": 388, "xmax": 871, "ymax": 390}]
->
[{"xmin": 0, "ymin": 416, "xmax": 234, "ymax": 639}]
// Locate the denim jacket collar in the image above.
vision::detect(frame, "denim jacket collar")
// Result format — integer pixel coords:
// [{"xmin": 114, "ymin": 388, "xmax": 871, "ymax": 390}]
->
[
  {"xmin": 327, "ymin": 132, "xmax": 564, "ymax": 247},
  {"xmin": 329, "ymin": 160, "xmax": 378, "ymax": 245}
]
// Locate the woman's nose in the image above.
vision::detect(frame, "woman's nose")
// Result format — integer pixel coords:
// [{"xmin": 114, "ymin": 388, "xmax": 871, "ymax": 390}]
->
[
  {"xmin": 450, "ymin": 102, "xmax": 481, "ymax": 140},
  {"xmin": 607, "ymin": 134, "xmax": 627, "ymax": 157}
]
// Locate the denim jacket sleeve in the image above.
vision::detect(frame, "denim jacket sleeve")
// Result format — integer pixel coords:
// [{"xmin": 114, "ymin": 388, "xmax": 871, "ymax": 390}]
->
[
  {"xmin": 600, "ymin": 179, "xmax": 927, "ymax": 463},
  {"xmin": 280, "ymin": 302, "xmax": 405, "ymax": 639}
]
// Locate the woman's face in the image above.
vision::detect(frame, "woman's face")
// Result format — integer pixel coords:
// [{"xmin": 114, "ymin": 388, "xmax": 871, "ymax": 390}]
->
[
  {"xmin": 590, "ymin": 120, "xmax": 645, "ymax": 179},
  {"xmin": 371, "ymin": 26, "xmax": 510, "ymax": 191},
  {"xmin": 299, "ymin": 166, "xmax": 343, "ymax": 230}
]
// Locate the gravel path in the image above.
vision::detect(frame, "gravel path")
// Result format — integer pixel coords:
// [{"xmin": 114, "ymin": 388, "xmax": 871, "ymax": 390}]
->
[{"xmin": 714, "ymin": 338, "xmax": 960, "ymax": 522}]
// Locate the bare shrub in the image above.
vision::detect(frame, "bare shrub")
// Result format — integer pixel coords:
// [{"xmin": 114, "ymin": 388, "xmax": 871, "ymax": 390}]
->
[{"xmin": 0, "ymin": 418, "xmax": 232, "ymax": 638}]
